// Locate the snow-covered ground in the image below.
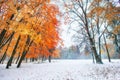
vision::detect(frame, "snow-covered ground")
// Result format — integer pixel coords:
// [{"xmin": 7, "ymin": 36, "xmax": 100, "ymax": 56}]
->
[{"xmin": 0, "ymin": 59, "xmax": 120, "ymax": 80}]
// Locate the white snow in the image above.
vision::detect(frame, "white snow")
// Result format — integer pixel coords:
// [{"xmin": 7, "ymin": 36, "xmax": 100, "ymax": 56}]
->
[{"xmin": 0, "ymin": 59, "xmax": 120, "ymax": 80}]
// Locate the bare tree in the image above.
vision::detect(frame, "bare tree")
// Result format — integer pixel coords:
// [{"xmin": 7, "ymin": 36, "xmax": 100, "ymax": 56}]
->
[{"xmin": 63, "ymin": 0, "xmax": 104, "ymax": 63}]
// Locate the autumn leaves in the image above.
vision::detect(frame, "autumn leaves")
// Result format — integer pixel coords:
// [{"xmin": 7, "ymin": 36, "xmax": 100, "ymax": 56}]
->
[{"xmin": 0, "ymin": 0, "xmax": 60, "ymax": 68}]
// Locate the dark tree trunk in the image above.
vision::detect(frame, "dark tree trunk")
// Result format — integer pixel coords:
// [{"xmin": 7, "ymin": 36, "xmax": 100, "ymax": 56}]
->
[
  {"xmin": 17, "ymin": 51, "xmax": 27, "ymax": 68},
  {"xmin": 32, "ymin": 58, "xmax": 34, "ymax": 62},
  {"xmin": 92, "ymin": 53, "xmax": 95, "ymax": 64},
  {"xmin": 15, "ymin": 53, "xmax": 20, "ymax": 64},
  {"xmin": 0, "ymin": 32, "xmax": 15, "ymax": 49},
  {"xmin": 0, "ymin": 33, "xmax": 13, "ymax": 64},
  {"xmin": 103, "ymin": 34, "xmax": 111, "ymax": 62},
  {"xmin": 48, "ymin": 49, "xmax": 54, "ymax": 63},
  {"xmin": 17, "ymin": 36, "xmax": 33, "ymax": 68},
  {"xmin": 0, "ymin": 53, "xmax": 6, "ymax": 64},
  {"xmin": 6, "ymin": 35, "xmax": 21, "ymax": 69},
  {"xmin": 48, "ymin": 55, "xmax": 51, "ymax": 63},
  {"xmin": 98, "ymin": 37, "xmax": 102, "ymax": 59},
  {"xmin": 89, "ymin": 37, "xmax": 103, "ymax": 64},
  {"xmin": 17, "ymin": 49, "xmax": 30, "ymax": 68},
  {"xmin": 96, "ymin": 17, "xmax": 102, "ymax": 59},
  {"xmin": 0, "ymin": 29, "xmax": 7, "ymax": 45},
  {"xmin": 84, "ymin": 13, "xmax": 103, "ymax": 64},
  {"xmin": 114, "ymin": 35, "xmax": 120, "ymax": 53}
]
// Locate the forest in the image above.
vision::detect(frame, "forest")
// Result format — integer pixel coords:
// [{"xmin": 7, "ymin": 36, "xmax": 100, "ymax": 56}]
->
[{"xmin": 0, "ymin": 0, "xmax": 120, "ymax": 80}]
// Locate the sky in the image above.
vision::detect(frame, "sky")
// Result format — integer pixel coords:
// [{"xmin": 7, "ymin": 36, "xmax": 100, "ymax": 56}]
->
[{"xmin": 60, "ymin": 24, "xmax": 75, "ymax": 48}]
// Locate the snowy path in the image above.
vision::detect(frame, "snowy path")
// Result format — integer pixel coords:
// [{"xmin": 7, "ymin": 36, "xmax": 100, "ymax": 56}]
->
[{"xmin": 0, "ymin": 60, "xmax": 120, "ymax": 80}]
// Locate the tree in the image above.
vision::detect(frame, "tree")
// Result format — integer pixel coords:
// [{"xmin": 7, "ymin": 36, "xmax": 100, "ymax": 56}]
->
[
  {"xmin": 104, "ymin": 1, "xmax": 120, "ymax": 55},
  {"xmin": 64, "ymin": 0, "xmax": 103, "ymax": 63},
  {"xmin": 0, "ymin": 0, "xmax": 61, "ymax": 68}
]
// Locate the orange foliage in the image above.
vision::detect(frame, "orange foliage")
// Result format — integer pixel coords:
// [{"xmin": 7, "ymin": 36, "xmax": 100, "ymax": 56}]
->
[
  {"xmin": 52, "ymin": 49, "xmax": 60, "ymax": 58},
  {"xmin": 0, "ymin": 0, "xmax": 61, "ymax": 59}
]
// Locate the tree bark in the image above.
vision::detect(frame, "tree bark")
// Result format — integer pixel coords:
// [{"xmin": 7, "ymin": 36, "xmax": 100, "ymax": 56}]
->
[
  {"xmin": 17, "ymin": 50, "xmax": 28, "ymax": 68},
  {"xmin": 114, "ymin": 35, "xmax": 120, "ymax": 53},
  {"xmin": 6, "ymin": 35, "xmax": 21, "ymax": 69},
  {"xmin": 0, "ymin": 32, "xmax": 14, "ymax": 64},
  {"xmin": 103, "ymin": 34, "xmax": 111, "ymax": 62},
  {"xmin": 0, "ymin": 29, "xmax": 7, "ymax": 45},
  {"xmin": 89, "ymin": 37, "xmax": 103, "ymax": 64},
  {"xmin": 48, "ymin": 55, "xmax": 51, "ymax": 63},
  {"xmin": 17, "ymin": 35, "xmax": 33, "ymax": 68},
  {"xmin": 92, "ymin": 53, "xmax": 95, "ymax": 64},
  {"xmin": 0, "ymin": 32, "xmax": 15, "ymax": 49},
  {"xmin": 0, "ymin": 52, "xmax": 6, "ymax": 64},
  {"xmin": 86, "ymin": 25, "xmax": 103, "ymax": 64},
  {"xmin": 84, "ymin": 9, "xmax": 103, "ymax": 64},
  {"xmin": 98, "ymin": 37, "xmax": 102, "ymax": 59},
  {"xmin": 32, "ymin": 58, "xmax": 34, "ymax": 62},
  {"xmin": 15, "ymin": 52, "xmax": 20, "ymax": 64}
]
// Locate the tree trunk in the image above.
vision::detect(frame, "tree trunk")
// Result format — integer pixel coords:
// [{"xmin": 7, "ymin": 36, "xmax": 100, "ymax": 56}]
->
[
  {"xmin": 89, "ymin": 37, "xmax": 103, "ymax": 64},
  {"xmin": 17, "ymin": 50, "xmax": 27, "ymax": 68},
  {"xmin": 0, "ymin": 32, "xmax": 15, "ymax": 49},
  {"xmin": 32, "ymin": 58, "xmax": 34, "ymax": 62},
  {"xmin": 17, "ymin": 36, "xmax": 33, "ymax": 68},
  {"xmin": 103, "ymin": 34, "xmax": 111, "ymax": 62},
  {"xmin": 98, "ymin": 37, "xmax": 102, "ymax": 59},
  {"xmin": 92, "ymin": 53, "xmax": 95, "ymax": 64},
  {"xmin": 0, "ymin": 33, "xmax": 13, "ymax": 64},
  {"xmin": 0, "ymin": 53, "xmax": 6, "ymax": 64},
  {"xmin": 48, "ymin": 55, "xmax": 51, "ymax": 63},
  {"xmin": 15, "ymin": 53, "xmax": 20, "ymax": 64},
  {"xmin": 0, "ymin": 29, "xmax": 7, "ymax": 45},
  {"xmin": 17, "ymin": 49, "xmax": 30, "ymax": 68},
  {"xmin": 85, "ymin": 15, "xmax": 103, "ymax": 64},
  {"xmin": 6, "ymin": 35, "xmax": 21, "ymax": 69},
  {"xmin": 114, "ymin": 35, "xmax": 120, "ymax": 53}
]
